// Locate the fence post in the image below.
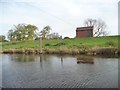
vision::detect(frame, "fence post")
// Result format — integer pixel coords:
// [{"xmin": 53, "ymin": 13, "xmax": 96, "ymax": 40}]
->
[{"xmin": 39, "ymin": 36, "xmax": 42, "ymax": 54}]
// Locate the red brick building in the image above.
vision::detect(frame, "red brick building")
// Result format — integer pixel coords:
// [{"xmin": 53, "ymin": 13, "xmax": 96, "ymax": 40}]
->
[{"xmin": 76, "ymin": 26, "xmax": 93, "ymax": 38}]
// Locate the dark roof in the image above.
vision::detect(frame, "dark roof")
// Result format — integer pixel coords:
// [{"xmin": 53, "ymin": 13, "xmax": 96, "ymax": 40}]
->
[{"xmin": 76, "ymin": 26, "xmax": 93, "ymax": 31}]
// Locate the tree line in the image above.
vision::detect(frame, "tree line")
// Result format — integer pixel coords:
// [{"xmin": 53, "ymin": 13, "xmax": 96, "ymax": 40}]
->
[
  {"xmin": 7, "ymin": 24, "xmax": 62, "ymax": 41},
  {"xmin": 8, "ymin": 24, "xmax": 38, "ymax": 41},
  {"xmin": 0, "ymin": 18, "xmax": 108, "ymax": 42}
]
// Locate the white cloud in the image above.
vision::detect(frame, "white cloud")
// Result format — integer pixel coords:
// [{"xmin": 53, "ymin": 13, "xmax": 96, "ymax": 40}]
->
[{"xmin": 0, "ymin": 0, "xmax": 119, "ymax": 37}]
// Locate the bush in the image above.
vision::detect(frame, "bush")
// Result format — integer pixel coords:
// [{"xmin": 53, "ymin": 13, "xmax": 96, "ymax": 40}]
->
[
  {"xmin": 45, "ymin": 43, "xmax": 51, "ymax": 46},
  {"xmin": 64, "ymin": 37, "xmax": 70, "ymax": 39},
  {"xmin": 53, "ymin": 42, "xmax": 65, "ymax": 46},
  {"xmin": 34, "ymin": 38, "xmax": 40, "ymax": 40},
  {"xmin": 105, "ymin": 41, "xmax": 115, "ymax": 46}
]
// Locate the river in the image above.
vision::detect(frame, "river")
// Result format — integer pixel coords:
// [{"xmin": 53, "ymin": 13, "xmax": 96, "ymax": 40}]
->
[{"xmin": 1, "ymin": 54, "xmax": 118, "ymax": 88}]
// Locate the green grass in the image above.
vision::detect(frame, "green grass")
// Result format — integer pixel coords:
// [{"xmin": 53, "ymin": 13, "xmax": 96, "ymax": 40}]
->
[{"xmin": 1, "ymin": 35, "xmax": 119, "ymax": 51}]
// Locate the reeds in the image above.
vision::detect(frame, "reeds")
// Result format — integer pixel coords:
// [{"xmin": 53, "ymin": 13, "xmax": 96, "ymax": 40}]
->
[{"xmin": 1, "ymin": 45, "xmax": 119, "ymax": 56}]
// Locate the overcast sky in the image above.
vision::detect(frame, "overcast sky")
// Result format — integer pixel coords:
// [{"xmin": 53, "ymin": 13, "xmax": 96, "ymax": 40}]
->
[
  {"xmin": 118, "ymin": 1, "xmax": 120, "ymax": 35},
  {"xmin": 0, "ymin": 0, "xmax": 119, "ymax": 38}
]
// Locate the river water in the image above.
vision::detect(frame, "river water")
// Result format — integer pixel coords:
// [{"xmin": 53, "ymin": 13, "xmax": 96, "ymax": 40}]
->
[{"xmin": 1, "ymin": 54, "xmax": 118, "ymax": 88}]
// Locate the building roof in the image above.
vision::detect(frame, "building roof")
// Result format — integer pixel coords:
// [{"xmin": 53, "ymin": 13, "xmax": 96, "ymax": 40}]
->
[{"xmin": 76, "ymin": 26, "xmax": 93, "ymax": 31}]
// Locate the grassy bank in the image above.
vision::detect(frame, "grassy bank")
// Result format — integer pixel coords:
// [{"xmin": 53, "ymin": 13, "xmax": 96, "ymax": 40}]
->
[{"xmin": 1, "ymin": 35, "xmax": 120, "ymax": 55}]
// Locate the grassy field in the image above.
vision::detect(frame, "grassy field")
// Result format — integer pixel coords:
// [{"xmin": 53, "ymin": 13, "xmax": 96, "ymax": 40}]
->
[{"xmin": 1, "ymin": 35, "xmax": 120, "ymax": 55}]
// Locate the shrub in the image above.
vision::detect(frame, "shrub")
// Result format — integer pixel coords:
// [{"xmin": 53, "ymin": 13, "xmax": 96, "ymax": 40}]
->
[
  {"xmin": 53, "ymin": 42, "xmax": 65, "ymax": 46},
  {"xmin": 64, "ymin": 37, "xmax": 70, "ymax": 39},
  {"xmin": 105, "ymin": 41, "xmax": 115, "ymax": 46},
  {"xmin": 45, "ymin": 43, "xmax": 51, "ymax": 46}
]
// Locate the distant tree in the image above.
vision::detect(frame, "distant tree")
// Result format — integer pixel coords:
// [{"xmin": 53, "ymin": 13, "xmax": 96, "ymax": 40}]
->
[
  {"xmin": 25, "ymin": 24, "xmax": 38, "ymax": 40},
  {"xmin": 14, "ymin": 24, "xmax": 26, "ymax": 41},
  {"xmin": 0, "ymin": 35, "xmax": 6, "ymax": 42},
  {"xmin": 84, "ymin": 18, "xmax": 108, "ymax": 37},
  {"xmin": 46, "ymin": 32, "xmax": 62, "ymax": 39},
  {"xmin": 8, "ymin": 24, "xmax": 38, "ymax": 41},
  {"xmin": 40, "ymin": 25, "xmax": 51, "ymax": 39},
  {"xmin": 8, "ymin": 29, "xmax": 15, "ymax": 41}
]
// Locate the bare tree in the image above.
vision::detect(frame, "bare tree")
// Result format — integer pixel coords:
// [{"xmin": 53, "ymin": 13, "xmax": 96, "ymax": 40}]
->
[{"xmin": 84, "ymin": 18, "xmax": 108, "ymax": 37}]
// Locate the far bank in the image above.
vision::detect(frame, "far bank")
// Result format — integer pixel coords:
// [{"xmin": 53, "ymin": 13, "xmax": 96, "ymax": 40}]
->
[{"xmin": 1, "ymin": 35, "xmax": 120, "ymax": 56}]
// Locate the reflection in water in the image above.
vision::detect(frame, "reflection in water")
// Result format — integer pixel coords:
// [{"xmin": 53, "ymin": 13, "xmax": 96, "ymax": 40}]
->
[
  {"xmin": 11, "ymin": 54, "xmax": 35, "ymax": 62},
  {"xmin": 77, "ymin": 56, "xmax": 94, "ymax": 64},
  {"xmin": 60, "ymin": 57, "xmax": 64, "ymax": 67},
  {"xmin": 2, "ymin": 54, "xmax": 118, "ymax": 88},
  {"xmin": 61, "ymin": 57, "xmax": 63, "ymax": 64},
  {"xmin": 39, "ymin": 54, "xmax": 43, "ymax": 70}
]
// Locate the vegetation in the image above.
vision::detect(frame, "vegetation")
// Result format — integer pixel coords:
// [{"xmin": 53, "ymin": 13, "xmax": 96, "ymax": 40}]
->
[
  {"xmin": 7, "ymin": 24, "xmax": 62, "ymax": 41},
  {"xmin": 84, "ymin": 18, "xmax": 108, "ymax": 37},
  {"xmin": 1, "ymin": 35, "xmax": 119, "ymax": 55},
  {"xmin": 0, "ymin": 22, "xmax": 119, "ymax": 55},
  {"xmin": 64, "ymin": 37, "xmax": 70, "ymax": 39},
  {"xmin": 8, "ymin": 24, "xmax": 38, "ymax": 41},
  {"xmin": 40, "ymin": 25, "xmax": 51, "ymax": 39},
  {"xmin": 0, "ymin": 35, "xmax": 6, "ymax": 42},
  {"xmin": 46, "ymin": 32, "xmax": 62, "ymax": 39},
  {"xmin": 40, "ymin": 25, "xmax": 62, "ymax": 39}
]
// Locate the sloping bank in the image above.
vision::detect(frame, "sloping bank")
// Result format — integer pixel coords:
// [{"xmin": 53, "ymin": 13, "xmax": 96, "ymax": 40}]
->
[
  {"xmin": 1, "ymin": 35, "xmax": 119, "ymax": 55},
  {"xmin": 1, "ymin": 47, "xmax": 119, "ymax": 56}
]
